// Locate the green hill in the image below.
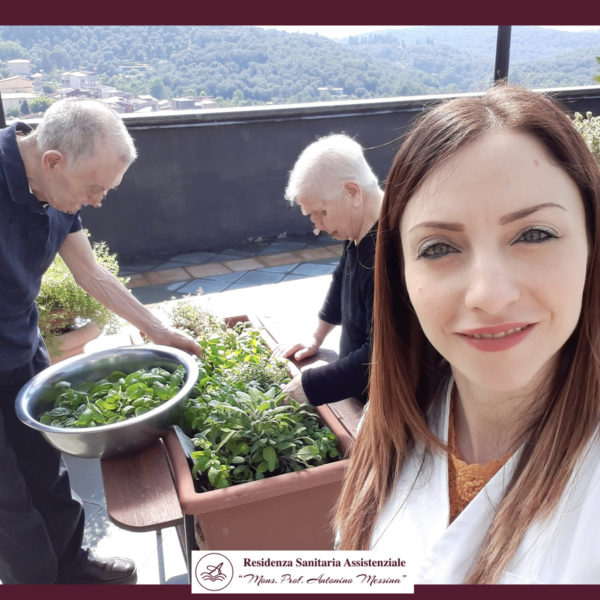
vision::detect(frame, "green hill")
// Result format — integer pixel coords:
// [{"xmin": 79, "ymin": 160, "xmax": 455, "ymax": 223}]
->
[{"xmin": 0, "ymin": 25, "xmax": 598, "ymax": 105}]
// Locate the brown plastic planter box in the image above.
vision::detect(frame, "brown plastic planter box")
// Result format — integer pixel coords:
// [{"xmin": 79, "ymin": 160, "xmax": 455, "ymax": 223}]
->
[{"xmin": 163, "ymin": 314, "xmax": 355, "ymax": 550}]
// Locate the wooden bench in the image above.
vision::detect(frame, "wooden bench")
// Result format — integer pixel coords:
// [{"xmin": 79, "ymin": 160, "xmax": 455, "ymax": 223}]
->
[
  {"xmin": 100, "ymin": 438, "xmax": 183, "ymax": 532},
  {"xmin": 100, "ymin": 436, "xmax": 194, "ymax": 574}
]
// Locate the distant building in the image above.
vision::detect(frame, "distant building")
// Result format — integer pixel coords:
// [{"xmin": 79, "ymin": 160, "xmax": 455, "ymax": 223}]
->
[
  {"xmin": 101, "ymin": 96, "xmax": 134, "ymax": 113},
  {"xmin": 96, "ymin": 85, "xmax": 122, "ymax": 99},
  {"xmin": 197, "ymin": 99, "xmax": 218, "ymax": 109},
  {"xmin": 60, "ymin": 71, "xmax": 98, "ymax": 90},
  {"xmin": 31, "ymin": 73, "xmax": 45, "ymax": 93},
  {"xmin": 172, "ymin": 97, "xmax": 195, "ymax": 110},
  {"xmin": 1, "ymin": 92, "xmax": 36, "ymax": 112},
  {"xmin": 133, "ymin": 95, "xmax": 158, "ymax": 111},
  {"xmin": 7, "ymin": 59, "xmax": 31, "ymax": 77},
  {"xmin": 0, "ymin": 76, "xmax": 34, "ymax": 94},
  {"xmin": 317, "ymin": 86, "xmax": 346, "ymax": 97},
  {"xmin": 132, "ymin": 105, "xmax": 155, "ymax": 114},
  {"xmin": 62, "ymin": 88, "xmax": 98, "ymax": 99}
]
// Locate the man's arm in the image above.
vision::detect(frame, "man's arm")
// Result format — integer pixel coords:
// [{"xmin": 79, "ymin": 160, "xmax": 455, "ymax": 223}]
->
[{"xmin": 58, "ymin": 229, "xmax": 202, "ymax": 356}]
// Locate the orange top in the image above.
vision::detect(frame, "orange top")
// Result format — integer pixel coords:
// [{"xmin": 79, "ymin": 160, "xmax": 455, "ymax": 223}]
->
[{"xmin": 447, "ymin": 405, "xmax": 512, "ymax": 523}]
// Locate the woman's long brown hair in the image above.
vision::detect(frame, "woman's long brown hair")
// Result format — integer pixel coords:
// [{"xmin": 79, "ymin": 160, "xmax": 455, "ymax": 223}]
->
[{"xmin": 334, "ymin": 85, "xmax": 600, "ymax": 583}]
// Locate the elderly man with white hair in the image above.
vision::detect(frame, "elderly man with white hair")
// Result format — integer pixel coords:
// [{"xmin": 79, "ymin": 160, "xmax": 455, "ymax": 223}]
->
[
  {"xmin": 280, "ymin": 133, "xmax": 383, "ymax": 406},
  {"xmin": 0, "ymin": 98, "xmax": 201, "ymax": 584}
]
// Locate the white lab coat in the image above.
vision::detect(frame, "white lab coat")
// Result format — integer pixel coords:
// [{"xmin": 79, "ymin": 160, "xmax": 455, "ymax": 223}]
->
[{"xmin": 370, "ymin": 379, "xmax": 600, "ymax": 583}]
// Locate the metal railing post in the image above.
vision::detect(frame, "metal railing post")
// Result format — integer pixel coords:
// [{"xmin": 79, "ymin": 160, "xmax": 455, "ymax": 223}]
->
[
  {"xmin": 0, "ymin": 89, "xmax": 6, "ymax": 128},
  {"xmin": 494, "ymin": 26, "xmax": 512, "ymax": 82}
]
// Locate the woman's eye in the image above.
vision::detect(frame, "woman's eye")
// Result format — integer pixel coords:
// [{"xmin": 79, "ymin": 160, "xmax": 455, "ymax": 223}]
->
[
  {"xmin": 515, "ymin": 227, "xmax": 558, "ymax": 244},
  {"xmin": 417, "ymin": 241, "xmax": 458, "ymax": 259}
]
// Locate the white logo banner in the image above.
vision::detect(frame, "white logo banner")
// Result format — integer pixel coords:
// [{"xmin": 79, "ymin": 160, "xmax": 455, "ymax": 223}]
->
[{"xmin": 191, "ymin": 550, "xmax": 413, "ymax": 594}]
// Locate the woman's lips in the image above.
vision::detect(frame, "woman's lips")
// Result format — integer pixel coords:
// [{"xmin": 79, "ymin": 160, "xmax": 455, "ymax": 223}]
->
[{"xmin": 457, "ymin": 323, "xmax": 534, "ymax": 352}]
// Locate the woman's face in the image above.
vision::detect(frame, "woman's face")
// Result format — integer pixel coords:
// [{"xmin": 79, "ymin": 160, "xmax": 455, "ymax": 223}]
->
[{"xmin": 400, "ymin": 130, "xmax": 589, "ymax": 395}]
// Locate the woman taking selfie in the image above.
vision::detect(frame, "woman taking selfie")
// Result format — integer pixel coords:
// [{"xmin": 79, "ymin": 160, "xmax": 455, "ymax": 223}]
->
[{"xmin": 334, "ymin": 85, "xmax": 600, "ymax": 584}]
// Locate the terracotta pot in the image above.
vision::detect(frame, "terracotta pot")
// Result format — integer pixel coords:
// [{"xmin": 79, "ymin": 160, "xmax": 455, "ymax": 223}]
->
[
  {"xmin": 50, "ymin": 321, "xmax": 102, "ymax": 364},
  {"xmin": 164, "ymin": 313, "xmax": 355, "ymax": 550},
  {"xmin": 45, "ymin": 309, "xmax": 78, "ymax": 333}
]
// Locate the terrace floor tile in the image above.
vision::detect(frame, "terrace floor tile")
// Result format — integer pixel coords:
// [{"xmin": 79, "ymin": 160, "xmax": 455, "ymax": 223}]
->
[
  {"xmin": 184, "ymin": 263, "xmax": 232, "ymax": 278},
  {"xmin": 168, "ymin": 251, "xmax": 218, "ymax": 264},
  {"xmin": 177, "ymin": 279, "xmax": 229, "ymax": 295},
  {"xmin": 126, "ymin": 273, "xmax": 151, "ymax": 289},
  {"xmin": 153, "ymin": 259, "xmax": 203, "ymax": 271},
  {"xmin": 259, "ymin": 263, "xmax": 300, "ymax": 274},
  {"xmin": 280, "ymin": 273, "xmax": 312, "ymax": 282},
  {"xmin": 131, "ymin": 284, "xmax": 186, "ymax": 304},
  {"xmin": 295, "ymin": 247, "xmax": 338, "ymax": 261},
  {"xmin": 63, "ymin": 455, "xmax": 106, "ymax": 505},
  {"xmin": 145, "ymin": 267, "xmax": 191, "ymax": 286},
  {"xmin": 118, "ymin": 260, "xmax": 164, "ymax": 276},
  {"xmin": 223, "ymin": 257, "xmax": 266, "ymax": 272},
  {"xmin": 257, "ymin": 240, "xmax": 308, "ymax": 255},
  {"xmin": 256, "ymin": 252, "xmax": 299, "ymax": 267},
  {"xmin": 200, "ymin": 271, "xmax": 247, "ymax": 284},
  {"xmin": 326, "ymin": 244, "xmax": 344, "ymax": 256},
  {"xmin": 291, "ymin": 262, "xmax": 338, "ymax": 277},
  {"xmin": 233, "ymin": 270, "xmax": 286, "ymax": 286}
]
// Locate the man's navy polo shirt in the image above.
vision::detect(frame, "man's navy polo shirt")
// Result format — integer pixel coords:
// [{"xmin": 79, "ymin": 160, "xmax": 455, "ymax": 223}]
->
[{"xmin": 0, "ymin": 122, "xmax": 82, "ymax": 371}]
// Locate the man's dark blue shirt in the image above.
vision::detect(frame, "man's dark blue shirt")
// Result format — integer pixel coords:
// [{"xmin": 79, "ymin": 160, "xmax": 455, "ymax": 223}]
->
[{"xmin": 0, "ymin": 122, "xmax": 82, "ymax": 371}]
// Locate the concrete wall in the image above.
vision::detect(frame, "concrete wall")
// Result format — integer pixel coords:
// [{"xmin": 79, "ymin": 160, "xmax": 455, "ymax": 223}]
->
[{"xmin": 77, "ymin": 86, "xmax": 600, "ymax": 260}]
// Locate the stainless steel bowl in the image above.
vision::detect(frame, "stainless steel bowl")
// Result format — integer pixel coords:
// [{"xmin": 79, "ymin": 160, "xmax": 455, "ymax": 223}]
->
[{"xmin": 15, "ymin": 345, "xmax": 199, "ymax": 459}]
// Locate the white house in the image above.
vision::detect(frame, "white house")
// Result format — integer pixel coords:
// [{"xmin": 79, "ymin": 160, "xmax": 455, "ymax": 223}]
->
[
  {"xmin": 96, "ymin": 85, "xmax": 121, "ymax": 99},
  {"xmin": 60, "ymin": 71, "xmax": 98, "ymax": 90},
  {"xmin": 1, "ymin": 92, "xmax": 36, "ymax": 112}
]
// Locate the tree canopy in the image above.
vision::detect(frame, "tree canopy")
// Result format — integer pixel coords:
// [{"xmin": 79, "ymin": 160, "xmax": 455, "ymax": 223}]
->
[{"xmin": 0, "ymin": 25, "xmax": 598, "ymax": 105}]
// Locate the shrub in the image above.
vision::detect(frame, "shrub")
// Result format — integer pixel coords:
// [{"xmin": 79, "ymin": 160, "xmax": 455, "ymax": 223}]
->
[
  {"xmin": 572, "ymin": 111, "xmax": 600, "ymax": 164},
  {"xmin": 37, "ymin": 234, "xmax": 127, "ymax": 356}
]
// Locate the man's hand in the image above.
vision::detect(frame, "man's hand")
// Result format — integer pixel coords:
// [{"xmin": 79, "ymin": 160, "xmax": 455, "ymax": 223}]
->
[
  {"xmin": 281, "ymin": 374, "xmax": 310, "ymax": 404},
  {"xmin": 59, "ymin": 230, "xmax": 202, "ymax": 359},
  {"xmin": 141, "ymin": 325, "xmax": 203, "ymax": 358},
  {"xmin": 276, "ymin": 337, "xmax": 321, "ymax": 362}
]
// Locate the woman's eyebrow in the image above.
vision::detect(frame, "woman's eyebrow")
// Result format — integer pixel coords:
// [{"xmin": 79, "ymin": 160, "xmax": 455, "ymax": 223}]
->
[
  {"xmin": 408, "ymin": 221, "xmax": 464, "ymax": 234},
  {"xmin": 408, "ymin": 202, "xmax": 566, "ymax": 233},
  {"xmin": 499, "ymin": 202, "xmax": 566, "ymax": 225}
]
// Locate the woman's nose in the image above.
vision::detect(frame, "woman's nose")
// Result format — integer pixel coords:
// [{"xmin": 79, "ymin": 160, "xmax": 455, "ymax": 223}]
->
[{"xmin": 463, "ymin": 256, "xmax": 520, "ymax": 314}]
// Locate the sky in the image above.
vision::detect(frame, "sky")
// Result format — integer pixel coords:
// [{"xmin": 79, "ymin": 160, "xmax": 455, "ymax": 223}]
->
[{"xmin": 258, "ymin": 25, "xmax": 600, "ymax": 39}]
